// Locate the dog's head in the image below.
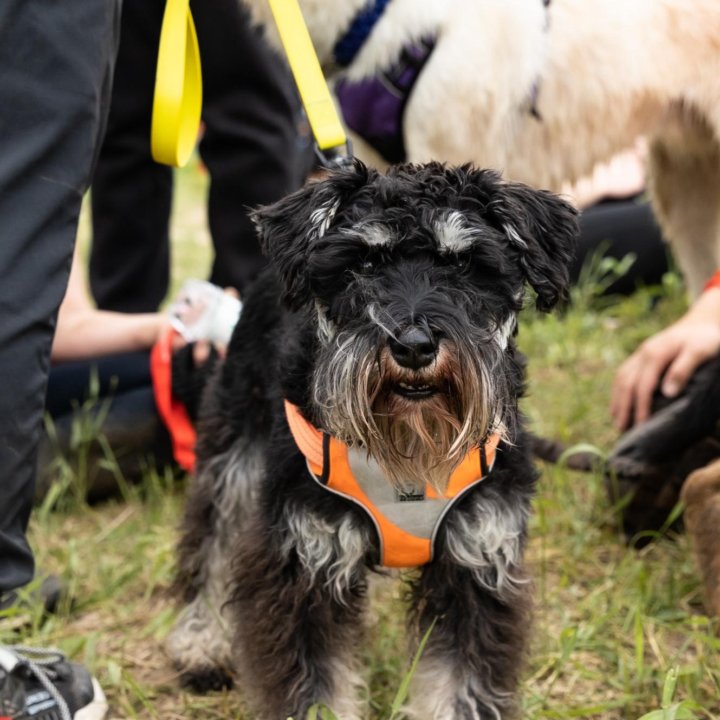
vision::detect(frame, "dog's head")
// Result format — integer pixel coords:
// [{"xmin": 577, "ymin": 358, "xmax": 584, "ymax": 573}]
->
[{"xmin": 253, "ymin": 160, "xmax": 577, "ymax": 492}]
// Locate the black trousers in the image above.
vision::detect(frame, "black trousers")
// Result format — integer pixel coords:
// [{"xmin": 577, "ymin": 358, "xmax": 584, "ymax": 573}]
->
[
  {"xmin": 90, "ymin": 0, "xmax": 308, "ymax": 312},
  {"xmin": 0, "ymin": 0, "xmax": 121, "ymax": 595},
  {"xmin": 46, "ymin": 353, "xmax": 153, "ymax": 420},
  {"xmin": 40, "ymin": 353, "xmax": 173, "ymax": 504},
  {"xmin": 572, "ymin": 197, "xmax": 669, "ymax": 296}
]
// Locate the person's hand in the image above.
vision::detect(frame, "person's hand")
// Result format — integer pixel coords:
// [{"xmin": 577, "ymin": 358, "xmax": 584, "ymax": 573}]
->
[
  {"xmin": 168, "ymin": 281, "xmax": 240, "ymax": 358},
  {"xmin": 611, "ymin": 287, "xmax": 720, "ymax": 430}
]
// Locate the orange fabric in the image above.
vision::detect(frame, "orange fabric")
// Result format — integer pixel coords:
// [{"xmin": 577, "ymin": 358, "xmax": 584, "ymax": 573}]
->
[
  {"xmin": 324, "ymin": 436, "xmax": 433, "ymax": 567},
  {"xmin": 426, "ymin": 433, "xmax": 499, "ymax": 499},
  {"xmin": 151, "ymin": 328, "xmax": 197, "ymax": 472},
  {"xmin": 704, "ymin": 270, "xmax": 720, "ymax": 292},
  {"xmin": 284, "ymin": 401, "xmax": 498, "ymax": 568},
  {"xmin": 284, "ymin": 400, "xmax": 324, "ymax": 469}
]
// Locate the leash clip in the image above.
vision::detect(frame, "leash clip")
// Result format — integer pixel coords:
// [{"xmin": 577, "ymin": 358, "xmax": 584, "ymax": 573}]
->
[
  {"xmin": 315, "ymin": 139, "xmax": 355, "ymax": 171},
  {"xmin": 268, "ymin": 0, "xmax": 353, "ymax": 167}
]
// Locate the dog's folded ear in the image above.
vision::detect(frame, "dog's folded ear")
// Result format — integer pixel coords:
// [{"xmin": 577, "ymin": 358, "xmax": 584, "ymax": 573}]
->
[
  {"xmin": 251, "ymin": 159, "xmax": 374, "ymax": 309},
  {"xmin": 489, "ymin": 181, "xmax": 579, "ymax": 312}
]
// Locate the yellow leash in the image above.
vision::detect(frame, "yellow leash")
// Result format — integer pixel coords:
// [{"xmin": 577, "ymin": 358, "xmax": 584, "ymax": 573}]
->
[
  {"xmin": 151, "ymin": 0, "xmax": 350, "ymax": 168},
  {"xmin": 151, "ymin": 0, "xmax": 202, "ymax": 167},
  {"xmin": 266, "ymin": 0, "xmax": 352, "ymax": 167}
]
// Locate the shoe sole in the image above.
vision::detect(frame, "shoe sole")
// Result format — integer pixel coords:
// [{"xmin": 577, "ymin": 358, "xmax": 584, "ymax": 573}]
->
[{"xmin": 75, "ymin": 678, "xmax": 108, "ymax": 720}]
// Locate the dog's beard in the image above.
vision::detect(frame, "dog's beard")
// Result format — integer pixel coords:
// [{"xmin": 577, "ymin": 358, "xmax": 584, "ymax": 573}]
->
[{"xmin": 312, "ymin": 329, "xmax": 509, "ymax": 495}]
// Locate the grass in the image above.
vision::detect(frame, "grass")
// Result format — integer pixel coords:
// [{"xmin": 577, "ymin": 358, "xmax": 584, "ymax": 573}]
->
[{"xmin": 2, "ymin": 160, "xmax": 719, "ymax": 719}]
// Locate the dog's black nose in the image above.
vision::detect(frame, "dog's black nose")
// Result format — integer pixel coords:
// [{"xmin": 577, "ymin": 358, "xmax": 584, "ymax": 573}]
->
[{"xmin": 388, "ymin": 326, "xmax": 437, "ymax": 370}]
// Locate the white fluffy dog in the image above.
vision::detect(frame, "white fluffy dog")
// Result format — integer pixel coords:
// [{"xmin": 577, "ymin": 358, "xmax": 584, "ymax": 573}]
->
[{"xmin": 245, "ymin": 0, "xmax": 720, "ymax": 296}]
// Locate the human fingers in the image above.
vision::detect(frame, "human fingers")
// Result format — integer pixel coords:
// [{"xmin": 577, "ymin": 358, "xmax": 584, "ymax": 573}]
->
[
  {"xmin": 193, "ymin": 339, "xmax": 211, "ymax": 366},
  {"xmin": 661, "ymin": 345, "xmax": 713, "ymax": 398},
  {"xmin": 170, "ymin": 327, "xmax": 187, "ymax": 352},
  {"xmin": 626, "ymin": 330, "xmax": 685, "ymax": 426},
  {"xmin": 611, "ymin": 334, "xmax": 678, "ymax": 430},
  {"xmin": 611, "ymin": 355, "xmax": 642, "ymax": 431},
  {"xmin": 631, "ymin": 354, "xmax": 667, "ymax": 427}
]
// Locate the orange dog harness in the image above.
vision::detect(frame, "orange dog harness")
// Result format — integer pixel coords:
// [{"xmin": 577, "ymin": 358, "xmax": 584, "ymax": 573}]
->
[{"xmin": 285, "ymin": 401, "xmax": 500, "ymax": 568}]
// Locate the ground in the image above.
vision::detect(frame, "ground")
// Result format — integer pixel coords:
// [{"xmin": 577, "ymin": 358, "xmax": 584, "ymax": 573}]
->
[{"xmin": 2, "ymin": 160, "xmax": 718, "ymax": 720}]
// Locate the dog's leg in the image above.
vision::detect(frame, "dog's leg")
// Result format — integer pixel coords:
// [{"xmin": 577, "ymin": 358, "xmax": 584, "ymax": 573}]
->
[
  {"xmin": 681, "ymin": 457, "xmax": 720, "ymax": 622},
  {"xmin": 648, "ymin": 116, "xmax": 720, "ymax": 298},
  {"xmin": 165, "ymin": 535, "xmax": 235, "ymax": 690},
  {"xmin": 166, "ymin": 444, "xmax": 263, "ymax": 690},
  {"xmin": 405, "ymin": 494, "xmax": 532, "ymax": 720},
  {"xmin": 405, "ymin": 562, "xmax": 531, "ymax": 720},
  {"xmin": 229, "ymin": 508, "xmax": 370, "ymax": 720}
]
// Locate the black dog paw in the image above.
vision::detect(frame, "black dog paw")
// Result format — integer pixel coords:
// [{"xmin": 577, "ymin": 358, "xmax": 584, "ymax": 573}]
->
[{"xmin": 178, "ymin": 666, "xmax": 234, "ymax": 693}]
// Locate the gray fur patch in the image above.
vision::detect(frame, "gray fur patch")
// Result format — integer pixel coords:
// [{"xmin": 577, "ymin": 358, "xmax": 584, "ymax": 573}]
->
[
  {"xmin": 443, "ymin": 493, "xmax": 529, "ymax": 597},
  {"xmin": 435, "ymin": 211, "xmax": 477, "ymax": 253},
  {"xmin": 282, "ymin": 508, "xmax": 369, "ymax": 601},
  {"xmin": 406, "ymin": 652, "xmax": 510, "ymax": 720}
]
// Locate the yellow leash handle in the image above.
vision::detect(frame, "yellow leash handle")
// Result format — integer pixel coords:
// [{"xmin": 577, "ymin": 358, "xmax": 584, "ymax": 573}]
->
[
  {"xmin": 267, "ymin": 0, "xmax": 350, "ymax": 163},
  {"xmin": 151, "ymin": 0, "xmax": 203, "ymax": 167}
]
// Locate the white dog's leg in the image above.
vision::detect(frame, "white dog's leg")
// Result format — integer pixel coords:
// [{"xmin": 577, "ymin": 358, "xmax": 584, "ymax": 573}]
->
[
  {"xmin": 648, "ymin": 115, "xmax": 720, "ymax": 298},
  {"xmin": 401, "ymin": 0, "xmax": 546, "ymax": 169}
]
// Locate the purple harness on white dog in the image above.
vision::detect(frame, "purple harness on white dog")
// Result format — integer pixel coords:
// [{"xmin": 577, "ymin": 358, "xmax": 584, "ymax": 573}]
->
[
  {"xmin": 332, "ymin": 0, "xmax": 434, "ymax": 163},
  {"xmin": 332, "ymin": 0, "xmax": 548, "ymax": 163},
  {"xmin": 334, "ymin": 38, "xmax": 435, "ymax": 163}
]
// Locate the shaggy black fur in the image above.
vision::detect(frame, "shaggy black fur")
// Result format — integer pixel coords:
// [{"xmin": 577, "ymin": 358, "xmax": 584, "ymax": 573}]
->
[{"xmin": 170, "ymin": 160, "xmax": 577, "ymax": 719}]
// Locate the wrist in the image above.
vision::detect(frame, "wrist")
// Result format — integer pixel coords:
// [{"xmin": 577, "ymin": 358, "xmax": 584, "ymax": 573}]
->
[
  {"xmin": 704, "ymin": 270, "xmax": 720, "ymax": 293},
  {"xmin": 135, "ymin": 314, "xmax": 167, "ymax": 350},
  {"xmin": 688, "ymin": 283, "xmax": 720, "ymax": 324}
]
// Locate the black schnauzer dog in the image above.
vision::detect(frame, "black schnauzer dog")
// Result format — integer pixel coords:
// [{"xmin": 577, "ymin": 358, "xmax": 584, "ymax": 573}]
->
[{"xmin": 167, "ymin": 160, "xmax": 577, "ymax": 719}]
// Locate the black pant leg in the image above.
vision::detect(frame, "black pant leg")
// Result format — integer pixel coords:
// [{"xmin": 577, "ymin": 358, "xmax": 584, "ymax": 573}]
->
[
  {"xmin": 89, "ymin": 0, "xmax": 173, "ymax": 313},
  {"xmin": 572, "ymin": 198, "xmax": 669, "ymax": 296},
  {"xmin": 0, "ymin": 0, "xmax": 120, "ymax": 594},
  {"xmin": 193, "ymin": 0, "xmax": 306, "ymax": 294},
  {"xmin": 46, "ymin": 352, "xmax": 153, "ymax": 419}
]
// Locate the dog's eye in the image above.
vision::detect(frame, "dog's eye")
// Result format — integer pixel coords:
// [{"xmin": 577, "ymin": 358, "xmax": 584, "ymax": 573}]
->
[
  {"xmin": 454, "ymin": 255, "xmax": 467, "ymax": 269},
  {"xmin": 360, "ymin": 258, "xmax": 375, "ymax": 273}
]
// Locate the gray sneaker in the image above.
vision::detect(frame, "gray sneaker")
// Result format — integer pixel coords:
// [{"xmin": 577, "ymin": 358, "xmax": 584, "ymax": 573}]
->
[{"xmin": 0, "ymin": 645, "xmax": 107, "ymax": 720}]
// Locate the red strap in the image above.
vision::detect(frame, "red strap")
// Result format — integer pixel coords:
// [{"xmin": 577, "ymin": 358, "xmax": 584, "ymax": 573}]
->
[
  {"xmin": 704, "ymin": 269, "xmax": 720, "ymax": 292},
  {"xmin": 150, "ymin": 328, "xmax": 197, "ymax": 472}
]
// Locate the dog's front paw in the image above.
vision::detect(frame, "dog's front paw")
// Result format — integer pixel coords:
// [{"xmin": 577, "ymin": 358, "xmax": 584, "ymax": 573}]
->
[
  {"xmin": 177, "ymin": 665, "xmax": 234, "ymax": 694},
  {"xmin": 165, "ymin": 598, "xmax": 235, "ymax": 694}
]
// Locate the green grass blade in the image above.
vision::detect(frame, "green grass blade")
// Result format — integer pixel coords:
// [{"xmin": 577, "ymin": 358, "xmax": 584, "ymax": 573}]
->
[{"xmin": 389, "ymin": 617, "xmax": 437, "ymax": 719}]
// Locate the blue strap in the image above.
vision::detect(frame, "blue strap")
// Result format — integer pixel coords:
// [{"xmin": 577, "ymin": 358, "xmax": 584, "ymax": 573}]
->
[{"xmin": 333, "ymin": 0, "xmax": 391, "ymax": 67}]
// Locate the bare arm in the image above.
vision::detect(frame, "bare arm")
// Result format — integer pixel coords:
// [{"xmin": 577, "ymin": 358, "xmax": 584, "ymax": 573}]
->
[{"xmin": 52, "ymin": 246, "xmax": 166, "ymax": 362}]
